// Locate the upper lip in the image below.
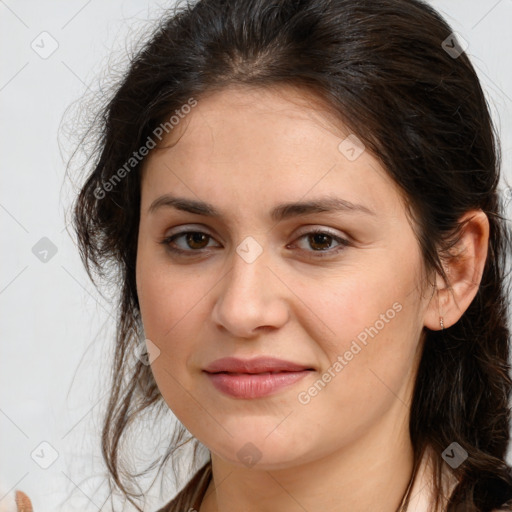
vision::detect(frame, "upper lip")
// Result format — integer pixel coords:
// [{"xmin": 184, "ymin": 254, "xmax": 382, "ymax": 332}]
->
[{"xmin": 203, "ymin": 356, "xmax": 314, "ymax": 374}]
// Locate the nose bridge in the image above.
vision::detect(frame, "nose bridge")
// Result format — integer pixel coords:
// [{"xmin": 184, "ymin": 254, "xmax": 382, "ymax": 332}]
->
[
  {"xmin": 212, "ymin": 234, "xmax": 288, "ymax": 336},
  {"xmin": 224, "ymin": 234, "xmax": 271, "ymax": 306},
  {"xmin": 238, "ymin": 234, "xmax": 268, "ymax": 281}
]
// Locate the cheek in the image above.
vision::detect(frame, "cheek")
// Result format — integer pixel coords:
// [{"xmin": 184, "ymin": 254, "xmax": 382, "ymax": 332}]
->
[
  {"xmin": 135, "ymin": 245, "xmax": 214, "ymax": 412},
  {"xmin": 318, "ymin": 322, "xmax": 417, "ymax": 403},
  {"xmin": 137, "ymin": 272, "xmax": 206, "ymax": 375},
  {"xmin": 136, "ymin": 238, "xmax": 209, "ymax": 339},
  {"xmin": 137, "ymin": 272, "xmax": 201, "ymax": 422},
  {"xmin": 300, "ymin": 250, "xmax": 424, "ymax": 396}
]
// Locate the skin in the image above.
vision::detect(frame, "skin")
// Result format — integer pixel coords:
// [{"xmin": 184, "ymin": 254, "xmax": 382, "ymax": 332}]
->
[{"xmin": 135, "ymin": 84, "xmax": 489, "ymax": 512}]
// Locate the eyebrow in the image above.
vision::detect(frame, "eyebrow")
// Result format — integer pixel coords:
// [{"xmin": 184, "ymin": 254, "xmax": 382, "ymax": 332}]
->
[{"xmin": 148, "ymin": 194, "xmax": 376, "ymax": 222}]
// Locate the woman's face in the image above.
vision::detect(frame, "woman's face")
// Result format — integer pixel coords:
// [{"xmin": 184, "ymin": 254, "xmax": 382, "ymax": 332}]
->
[{"xmin": 136, "ymin": 85, "xmax": 432, "ymax": 469}]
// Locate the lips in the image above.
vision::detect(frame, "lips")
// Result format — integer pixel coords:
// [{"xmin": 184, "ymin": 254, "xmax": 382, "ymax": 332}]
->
[
  {"xmin": 203, "ymin": 356, "xmax": 314, "ymax": 374},
  {"xmin": 203, "ymin": 357, "xmax": 315, "ymax": 399}
]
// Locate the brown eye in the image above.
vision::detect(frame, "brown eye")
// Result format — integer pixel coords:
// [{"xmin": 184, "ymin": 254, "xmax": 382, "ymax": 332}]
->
[
  {"xmin": 183, "ymin": 232, "xmax": 210, "ymax": 250},
  {"xmin": 160, "ymin": 228, "xmax": 350, "ymax": 259},
  {"xmin": 308, "ymin": 232, "xmax": 335, "ymax": 251},
  {"xmin": 290, "ymin": 229, "xmax": 351, "ymax": 259},
  {"xmin": 161, "ymin": 230, "xmax": 220, "ymax": 255}
]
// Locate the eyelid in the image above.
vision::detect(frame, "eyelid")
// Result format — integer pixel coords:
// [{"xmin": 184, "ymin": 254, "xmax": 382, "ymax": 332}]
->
[
  {"xmin": 293, "ymin": 225, "xmax": 347, "ymax": 239},
  {"xmin": 164, "ymin": 224, "xmax": 347, "ymax": 240},
  {"xmin": 163, "ymin": 224, "xmax": 219, "ymax": 241}
]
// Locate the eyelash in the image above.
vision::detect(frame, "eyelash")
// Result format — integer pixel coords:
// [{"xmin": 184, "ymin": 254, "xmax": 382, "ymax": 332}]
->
[{"xmin": 159, "ymin": 228, "xmax": 351, "ymax": 259}]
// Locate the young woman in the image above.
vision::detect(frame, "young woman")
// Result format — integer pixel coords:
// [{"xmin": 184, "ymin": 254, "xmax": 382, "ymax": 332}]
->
[{"xmin": 19, "ymin": 0, "xmax": 512, "ymax": 511}]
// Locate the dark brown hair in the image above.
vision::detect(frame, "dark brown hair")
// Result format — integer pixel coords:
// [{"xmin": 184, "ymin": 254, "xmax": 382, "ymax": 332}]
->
[{"xmin": 71, "ymin": 0, "xmax": 512, "ymax": 510}]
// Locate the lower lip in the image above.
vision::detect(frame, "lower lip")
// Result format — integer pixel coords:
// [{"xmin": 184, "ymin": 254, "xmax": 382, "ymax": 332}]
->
[{"xmin": 205, "ymin": 370, "xmax": 312, "ymax": 399}]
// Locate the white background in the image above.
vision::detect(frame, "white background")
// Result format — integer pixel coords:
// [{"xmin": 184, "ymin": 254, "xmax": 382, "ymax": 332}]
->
[{"xmin": 1, "ymin": 1, "xmax": 511, "ymax": 511}]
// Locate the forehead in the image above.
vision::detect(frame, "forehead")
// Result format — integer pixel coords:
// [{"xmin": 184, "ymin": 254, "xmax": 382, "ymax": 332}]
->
[{"xmin": 140, "ymin": 85, "xmax": 407, "ymax": 222}]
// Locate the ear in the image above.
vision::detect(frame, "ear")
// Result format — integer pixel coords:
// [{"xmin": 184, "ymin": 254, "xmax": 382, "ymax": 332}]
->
[{"xmin": 423, "ymin": 210, "xmax": 489, "ymax": 331}]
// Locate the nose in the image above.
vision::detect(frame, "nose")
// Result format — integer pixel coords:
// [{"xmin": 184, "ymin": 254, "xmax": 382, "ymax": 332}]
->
[{"xmin": 211, "ymin": 239, "xmax": 290, "ymax": 339}]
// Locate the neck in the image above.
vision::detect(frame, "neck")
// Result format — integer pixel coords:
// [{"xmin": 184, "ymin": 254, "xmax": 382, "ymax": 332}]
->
[{"xmin": 199, "ymin": 405, "xmax": 416, "ymax": 512}]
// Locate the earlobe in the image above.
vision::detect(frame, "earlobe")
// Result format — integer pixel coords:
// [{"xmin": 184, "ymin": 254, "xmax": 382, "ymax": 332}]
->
[{"xmin": 423, "ymin": 210, "xmax": 489, "ymax": 331}]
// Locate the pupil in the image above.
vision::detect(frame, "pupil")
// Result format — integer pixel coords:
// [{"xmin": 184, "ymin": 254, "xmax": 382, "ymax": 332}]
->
[
  {"xmin": 310, "ymin": 233, "xmax": 331, "ymax": 250},
  {"xmin": 188, "ymin": 232, "xmax": 208, "ymax": 249}
]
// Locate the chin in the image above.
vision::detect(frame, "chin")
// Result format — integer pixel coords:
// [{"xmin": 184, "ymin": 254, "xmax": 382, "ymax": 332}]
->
[{"xmin": 205, "ymin": 428, "xmax": 315, "ymax": 471}]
